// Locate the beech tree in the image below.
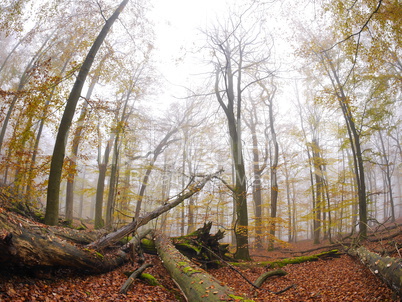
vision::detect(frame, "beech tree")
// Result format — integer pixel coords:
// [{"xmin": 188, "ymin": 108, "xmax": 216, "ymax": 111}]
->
[
  {"xmin": 244, "ymin": 100, "xmax": 267, "ymax": 248},
  {"xmin": 204, "ymin": 3, "xmax": 274, "ymax": 259},
  {"xmin": 45, "ymin": 0, "xmax": 129, "ymax": 225}
]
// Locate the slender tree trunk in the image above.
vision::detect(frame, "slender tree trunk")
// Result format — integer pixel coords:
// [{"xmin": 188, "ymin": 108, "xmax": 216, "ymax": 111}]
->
[
  {"xmin": 244, "ymin": 109, "xmax": 265, "ymax": 249},
  {"xmin": 283, "ymin": 152, "xmax": 293, "ymax": 242},
  {"xmin": 378, "ymin": 130, "xmax": 395, "ymax": 222},
  {"xmin": 134, "ymin": 127, "xmax": 178, "ymax": 219},
  {"xmin": 267, "ymin": 89, "xmax": 279, "ymax": 251},
  {"xmin": 105, "ymin": 139, "xmax": 119, "ymax": 228},
  {"xmin": 45, "ymin": 0, "xmax": 129, "ymax": 225},
  {"xmin": 94, "ymin": 134, "xmax": 114, "ymax": 229},
  {"xmin": 312, "ymin": 139, "xmax": 322, "ymax": 244},
  {"xmin": 65, "ymin": 76, "xmax": 97, "ymax": 222},
  {"xmin": 322, "ymin": 52, "xmax": 367, "ymax": 237}
]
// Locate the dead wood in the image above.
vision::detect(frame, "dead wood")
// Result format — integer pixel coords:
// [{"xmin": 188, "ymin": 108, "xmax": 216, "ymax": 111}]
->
[
  {"xmin": 153, "ymin": 231, "xmax": 245, "ymax": 301},
  {"xmin": 119, "ymin": 262, "xmax": 153, "ymax": 294},
  {"xmin": 172, "ymin": 221, "xmax": 232, "ymax": 268},
  {"xmin": 348, "ymin": 245, "xmax": 402, "ymax": 298},
  {"xmin": 0, "ymin": 210, "xmax": 127, "ymax": 273},
  {"xmin": 253, "ymin": 269, "xmax": 287, "ymax": 288},
  {"xmin": 87, "ymin": 171, "xmax": 221, "ymax": 250}
]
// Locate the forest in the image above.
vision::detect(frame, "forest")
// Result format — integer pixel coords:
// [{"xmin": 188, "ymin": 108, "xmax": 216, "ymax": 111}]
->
[{"xmin": 0, "ymin": 0, "xmax": 401, "ymax": 301}]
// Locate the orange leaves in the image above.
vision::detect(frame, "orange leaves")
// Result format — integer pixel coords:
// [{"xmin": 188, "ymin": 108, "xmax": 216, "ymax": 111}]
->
[{"xmin": 0, "ymin": 254, "xmax": 181, "ymax": 302}]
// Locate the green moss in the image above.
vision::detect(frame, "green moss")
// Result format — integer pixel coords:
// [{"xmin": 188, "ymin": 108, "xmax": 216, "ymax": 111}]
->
[
  {"xmin": 141, "ymin": 238, "xmax": 155, "ymax": 249},
  {"xmin": 175, "ymin": 242, "xmax": 201, "ymax": 254},
  {"xmin": 139, "ymin": 273, "xmax": 160, "ymax": 286},
  {"xmin": 228, "ymin": 294, "xmax": 255, "ymax": 301},
  {"xmin": 182, "ymin": 266, "xmax": 201, "ymax": 275},
  {"xmin": 232, "ymin": 250, "xmax": 340, "ymax": 269},
  {"xmin": 117, "ymin": 236, "xmax": 131, "ymax": 245},
  {"xmin": 94, "ymin": 251, "xmax": 104, "ymax": 258},
  {"xmin": 177, "ymin": 261, "xmax": 188, "ymax": 266}
]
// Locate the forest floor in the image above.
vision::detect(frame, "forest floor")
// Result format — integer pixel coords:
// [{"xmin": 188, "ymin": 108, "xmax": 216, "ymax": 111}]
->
[{"xmin": 1, "ymin": 221, "xmax": 401, "ymax": 302}]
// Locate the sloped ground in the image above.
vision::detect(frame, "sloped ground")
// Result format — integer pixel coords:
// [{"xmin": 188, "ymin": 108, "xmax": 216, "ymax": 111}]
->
[
  {"xmin": 0, "ymin": 219, "xmax": 401, "ymax": 301},
  {"xmin": 210, "ymin": 245, "xmax": 400, "ymax": 301},
  {"xmin": 0, "ymin": 253, "xmax": 182, "ymax": 301}
]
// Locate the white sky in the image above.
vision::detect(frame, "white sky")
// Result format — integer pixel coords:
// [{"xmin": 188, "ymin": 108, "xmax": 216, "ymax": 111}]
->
[
  {"xmin": 149, "ymin": 0, "xmax": 228, "ymax": 103},
  {"xmin": 147, "ymin": 0, "xmax": 300, "ymax": 111}
]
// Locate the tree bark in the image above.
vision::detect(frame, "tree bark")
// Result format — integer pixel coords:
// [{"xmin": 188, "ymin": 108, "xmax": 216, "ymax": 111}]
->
[
  {"xmin": 0, "ymin": 210, "xmax": 127, "ymax": 273},
  {"xmin": 0, "ymin": 171, "xmax": 220, "ymax": 273},
  {"xmin": 87, "ymin": 171, "xmax": 221, "ymax": 250},
  {"xmin": 119, "ymin": 262, "xmax": 153, "ymax": 294},
  {"xmin": 253, "ymin": 270, "xmax": 287, "ymax": 288},
  {"xmin": 45, "ymin": 0, "xmax": 129, "ymax": 226},
  {"xmin": 94, "ymin": 134, "xmax": 114, "ymax": 229},
  {"xmin": 244, "ymin": 106, "xmax": 266, "ymax": 249},
  {"xmin": 153, "ymin": 231, "xmax": 244, "ymax": 301},
  {"xmin": 349, "ymin": 246, "xmax": 402, "ymax": 297},
  {"xmin": 65, "ymin": 71, "xmax": 100, "ymax": 222}
]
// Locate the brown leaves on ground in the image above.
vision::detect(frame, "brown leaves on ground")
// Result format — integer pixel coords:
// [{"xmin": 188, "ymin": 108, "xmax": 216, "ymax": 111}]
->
[
  {"xmin": 0, "ymin": 254, "xmax": 182, "ymax": 302},
  {"xmin": 210, "ymin": 253, "xmax": 397, "ymax": 301},
  {"xmin": 0, "ymin": 223, "xmax": 401, "ymax": 301}
]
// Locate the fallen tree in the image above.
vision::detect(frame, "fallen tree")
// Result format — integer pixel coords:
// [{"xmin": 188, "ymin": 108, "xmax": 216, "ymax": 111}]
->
[
  {"xmin": 0, "ymin": 172, "xmax": 220, "ymax": 272},
  {"xmin": 0, "ymin": 210, "xmax": 127, "ymax": 273},
  {"xmin": 87, "ymin": 170, "xmax": 222, "ymax": 250},
  {"xmin": 153, "ymin": 231, "xmax": 251, "ymax": 301},
  {"xmin": 349, "ymin": 246, "xmax": 402, "ymax": 298},
  {"xmin": 172, "ymin": 221, "xmax": 232, "ymax": 268},
  {"xmin": 119, "ymin": 262, "xmax": 153, "ymax": 294}
]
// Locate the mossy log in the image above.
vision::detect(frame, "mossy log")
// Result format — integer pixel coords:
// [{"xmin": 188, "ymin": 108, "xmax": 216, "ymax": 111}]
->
[
  {"xmin": 0, "ymin": 210, "xmax": 127, "ymax": 273},
  {"xmin": 172, "ymin": 222, "xmax": 232, "ymax": 267},
  {"xmin": 349, "ymin": 246, "xmax": 402, "ymax": 297},
  {"xmin": 253, "ymin": 269, "xmax": 287, "ymax": 288},
  {"xmin": 232, "ymin": 249, "xmax": 341, "ymax": 268},
  {"xmin": 119, "ymin": 262, "xmax": 153, "ymax": 294},
  {"xmin": 154, "ymin": 231, "xmax": 253, "ymax": 302},
  {"xmin": 139, "ymin": 273, "xmax": 160, "ymax": 286},
  {"xmin": 87, "ymin": 171, "xmax": 221, "ymax": 250}
]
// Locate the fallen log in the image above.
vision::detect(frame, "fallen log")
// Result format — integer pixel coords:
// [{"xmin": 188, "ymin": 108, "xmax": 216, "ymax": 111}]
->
[
  {"xmin": 87, "ymin": 171, "xmax": 221, "ymax": 250},
  {"xmin": 153, "ymin": 231, "xmax": 252, "ymax": 301},
  {"xmin": 232, "ymin": 249, "xmax": 342, "ymax": 269},
  {"xmin": 172, "ymin": 221, "xmax": 232, "ymax": 268},
  {"xmin": 119, "ymin": 262, "xmax": 153, "ymax": 294},
  {"xmin": 253, "ymin": 270, "xmax": 287, "ymax": 288},
  {"xmin": 0, "ymin": 172, "xmax": 221, "ymax": 273},
  {"xmin": 349, "ymin": 246, "xmax": 402, "ymax": 297},
  {"xmin": 0, "ymin": 210, "xmax": 127, "ymax": 273}
]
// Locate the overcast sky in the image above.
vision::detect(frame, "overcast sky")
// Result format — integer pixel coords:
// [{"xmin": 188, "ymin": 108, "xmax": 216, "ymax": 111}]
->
[{"xmin": 148, "ymin": 0, "xmax": 229, "ymax": 103}]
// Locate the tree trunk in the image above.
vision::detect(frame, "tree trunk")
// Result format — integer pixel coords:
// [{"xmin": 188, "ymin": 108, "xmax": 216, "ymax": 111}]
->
[
  {"xmin": 349, "ymin": 246, "xmax": 402, "ymax": 297},
  {"xmin": 87, "ymin": 171, "xmax": 220, "ymax": 250},
  {"xmin": 153, "ymin": 231, "xmax": 244, "ymax": 301},
  {"xmin": 45, "ymin": 0, "xmax": 129, "ymax": 226},
  {"xmin": 65, "ymin": 73, "xmax": 99, "ymax": 222},
  {"xmin": 94, "ymin": 133, "xmax": 115, "ymax": 229},
  {"xmin": 322, "ymin": 52, "xmax": 367, "ymax": 237},
  {"xmin": 0, "ymin": 210, "xmax": 127, "ymax": 273},
  {"xmin": 244, "ymin": 107, "xmax": 266, "ymax": 249},
  {"xmin": 312, "ymin": 138, "xmax": 322, "ymax": 244},
  {"xmin": 134, "ymin": 127, "xmax": 179, "ymax": 219}
]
